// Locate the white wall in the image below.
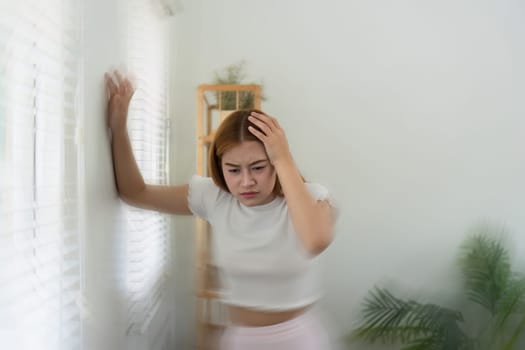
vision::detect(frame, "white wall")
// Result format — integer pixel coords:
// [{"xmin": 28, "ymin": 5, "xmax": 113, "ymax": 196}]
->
[
  {"xmin": 82, "ymin": 0, "xmax": 126, "ymax": 348},
  {"xmin": 170, "ymin": 0, "xmax": 525, "ymax": 348}
]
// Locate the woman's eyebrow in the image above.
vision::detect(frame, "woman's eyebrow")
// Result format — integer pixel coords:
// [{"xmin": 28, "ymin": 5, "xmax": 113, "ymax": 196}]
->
[
  {"xmin": 224, "ymin": 159, "xmax": 268, "ymax": 167},
  {"xmin": 249, "ymin": 159, "xmax": 268, "ymax": 166}
]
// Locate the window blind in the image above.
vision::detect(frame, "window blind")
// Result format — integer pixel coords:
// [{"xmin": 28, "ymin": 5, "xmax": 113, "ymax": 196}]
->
[
  {"xmin": 0, "ymin": 1, "xmax": 82, "ymax": 349},
  {"xmin": 123, "ymin": 0, "xmax": 171, "ymax": 335}
]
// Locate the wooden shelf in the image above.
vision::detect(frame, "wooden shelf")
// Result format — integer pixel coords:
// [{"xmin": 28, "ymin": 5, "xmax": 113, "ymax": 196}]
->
[
  {"xmin": 197, "ymin": 289, "xmax": 222, "ymax": 299},
  {"xmin": 195, "ymin": 83, "xmax": 263, "ymax": 350},
  {"xmin": 199, "ymin": 134, "xmax": 214, "ymax": 145}
]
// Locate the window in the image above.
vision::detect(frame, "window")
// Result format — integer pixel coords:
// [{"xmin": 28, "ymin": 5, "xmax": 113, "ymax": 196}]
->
[
  {"xmin": 122, "ymin": 0, "xmax": 172, "ymax": 336},
  {"xmin": 0, "ymin": 1, "xmax": 82, "ymax": 349}
]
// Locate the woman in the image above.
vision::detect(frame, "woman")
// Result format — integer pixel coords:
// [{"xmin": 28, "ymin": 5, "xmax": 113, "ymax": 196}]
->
[{"xmin": 105, "ymin": 70, "xmax": 338, "ymax": 349}]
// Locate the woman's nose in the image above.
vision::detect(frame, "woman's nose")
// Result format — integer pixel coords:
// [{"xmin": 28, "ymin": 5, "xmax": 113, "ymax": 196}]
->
[{"xmin": 241, "ymin": 171, "xmax": 255, "ymax": 186}]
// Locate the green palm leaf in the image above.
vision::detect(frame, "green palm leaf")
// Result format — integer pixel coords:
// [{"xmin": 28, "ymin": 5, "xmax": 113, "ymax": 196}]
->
[
  {"xmin": 495, "ymin": 277, "xmax": 525, "ymax": 350},
  {"xmin": 490, "ymin": 276, "xmax": 525, "ymax": 334},
  {"xmin": 459, "ymin": 229, "xmax": 511, "ymax": 315},
  {"xmin": 501, "ymin": 313, "xmax": 525, "ymax": 350},
  {"xmin": 401, "ymin": 335, "xmax": 444, "ymax": 350},
  {"xmin": 352, "ymin": 286, "xmax": 468, "ymax": 347},
  {"xmin": 401, "ymin": 332, "xmax": 475, "ymax": 350},
  {"xmin": 350, "ymin": 224, "xmax": 525, "ymax": 350}
]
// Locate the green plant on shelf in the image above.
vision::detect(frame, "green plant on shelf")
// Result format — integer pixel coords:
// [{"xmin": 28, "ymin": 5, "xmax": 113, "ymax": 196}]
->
[{"xmin": 212, "ymin": 61, "xmax": 265, "ymax": 110}]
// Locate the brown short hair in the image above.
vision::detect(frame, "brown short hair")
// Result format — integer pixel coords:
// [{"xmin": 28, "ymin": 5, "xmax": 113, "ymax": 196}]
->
[{"xmin": 208, "ymin": 109, "xmax": 283, "ymax": 196}]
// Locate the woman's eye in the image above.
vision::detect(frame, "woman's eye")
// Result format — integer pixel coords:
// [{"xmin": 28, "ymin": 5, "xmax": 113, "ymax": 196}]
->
[
  {"xmin": 252, "ymin": 166, "xmax": 266, "ymax": 171},
  {"xmin": 228, "ymin": 168, "xmax": 240, "ymax": 173}
]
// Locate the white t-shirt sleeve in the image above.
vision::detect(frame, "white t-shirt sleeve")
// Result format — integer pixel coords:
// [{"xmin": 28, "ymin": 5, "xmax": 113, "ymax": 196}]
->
[
  {"xmin": 187, "ymin": 175, "xmax": 221, "ymax": 220},
  {"xmin": 305, "ymin": 182, "xmax": 339, "ymax": 221}
]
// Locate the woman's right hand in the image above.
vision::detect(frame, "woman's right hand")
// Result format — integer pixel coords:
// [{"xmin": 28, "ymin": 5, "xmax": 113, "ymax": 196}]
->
[{"xmin": 105, "ymin": 70, "xmax": 135, "ymax": 133}]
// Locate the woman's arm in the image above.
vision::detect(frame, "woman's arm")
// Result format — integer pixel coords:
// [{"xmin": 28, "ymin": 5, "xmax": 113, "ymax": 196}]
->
[
  {"xmin": 247, "ymin": 112, "xmax": 335, "ymax": 255},
  {"xmin": 106, "ymin": 70, "xmax": 192, "ymax": 215}
]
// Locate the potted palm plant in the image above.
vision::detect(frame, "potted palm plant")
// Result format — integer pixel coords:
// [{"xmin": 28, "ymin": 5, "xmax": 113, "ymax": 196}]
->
[{"xmin": 349, "ymin": 224, "xmax": 525, "ymax": 350}]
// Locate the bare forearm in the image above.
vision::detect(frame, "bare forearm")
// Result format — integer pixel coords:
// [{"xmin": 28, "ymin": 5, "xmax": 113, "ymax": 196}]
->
[
  {"xmin": 110, "ymin": 127, "xmax": 192, "ymax": 215},
  {"xmin": 274, "ymin": 157, "xmax": 333, "ymax": 254},
  {"xmin": 111, "ymin": 128, "xmax": 146, "ymax": 198}
]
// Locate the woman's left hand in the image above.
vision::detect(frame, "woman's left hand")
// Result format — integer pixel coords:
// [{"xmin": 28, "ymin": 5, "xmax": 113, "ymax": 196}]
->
[{"xmin": 247, "ymin": 111, "xmax": 292, "ymax": 165}]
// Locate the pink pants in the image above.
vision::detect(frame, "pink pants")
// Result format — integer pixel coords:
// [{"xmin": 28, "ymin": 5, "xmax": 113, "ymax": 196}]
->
[{"xmin": 219, "ymin": 311, "xmax": 331, "ymax": 350}]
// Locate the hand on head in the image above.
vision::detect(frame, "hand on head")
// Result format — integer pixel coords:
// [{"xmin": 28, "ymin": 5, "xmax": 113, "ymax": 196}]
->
[
  {"xmin": 247, "ymin": 112, "xmax": 292, "ymax": 166},
  {"xmin": 105, "ymin": 70, "xmax": 135, "ymax": 132}
]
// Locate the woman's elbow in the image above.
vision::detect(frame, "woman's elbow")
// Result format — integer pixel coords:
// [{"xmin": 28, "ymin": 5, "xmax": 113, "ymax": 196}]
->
[
  {"xmin": 306, "ymin": 228, "xmax": 334, "ymax": 256},
  {"xmin": 118, "ymin": 187, "xmax": 146, "ymax": 207}
]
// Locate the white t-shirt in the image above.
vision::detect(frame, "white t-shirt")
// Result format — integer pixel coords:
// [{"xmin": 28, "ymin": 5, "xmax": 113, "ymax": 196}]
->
[{"xmin": 187, "ymin": 175, "xmax": 335, "ymax": 311}]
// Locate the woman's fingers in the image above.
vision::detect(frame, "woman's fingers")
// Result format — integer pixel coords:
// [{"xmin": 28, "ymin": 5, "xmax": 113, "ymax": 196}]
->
[
  {"xmin": 248, "ymin": 116, "xmax": 271, "ymax": 136},
  {"xmin": 113, "ymin": 70, "xmax": 124, "ymax": 87},
  {"xmin": 105, "ymin": 73, "xmax": 118, "ymax": 97},
  {"xmin": 105, "ymin": 70, "xmax": 135, "ymax": 102},
  {"xmin": 123, "ymin": 78, "xmax": 135, "ymax": 98},
  {"xmin": 249, "ymin": 111, "xmax": 281, "ymax": 132},
  {"xmin": 248, "ymin": 112, "xmax": 279, "ymax": 136},
  {"xmin": 247, "ymin": 125, "xmax": 266, "ymax": 141},
  {"xmin": 247, "ymin": 111, "xmax": 291, "ymax": 165}
]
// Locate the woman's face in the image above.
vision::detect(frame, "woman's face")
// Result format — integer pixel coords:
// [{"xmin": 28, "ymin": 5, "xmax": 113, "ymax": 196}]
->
[{"xmin": 221, "ymin": 141, "xmax": 277, "ymax": 207}]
